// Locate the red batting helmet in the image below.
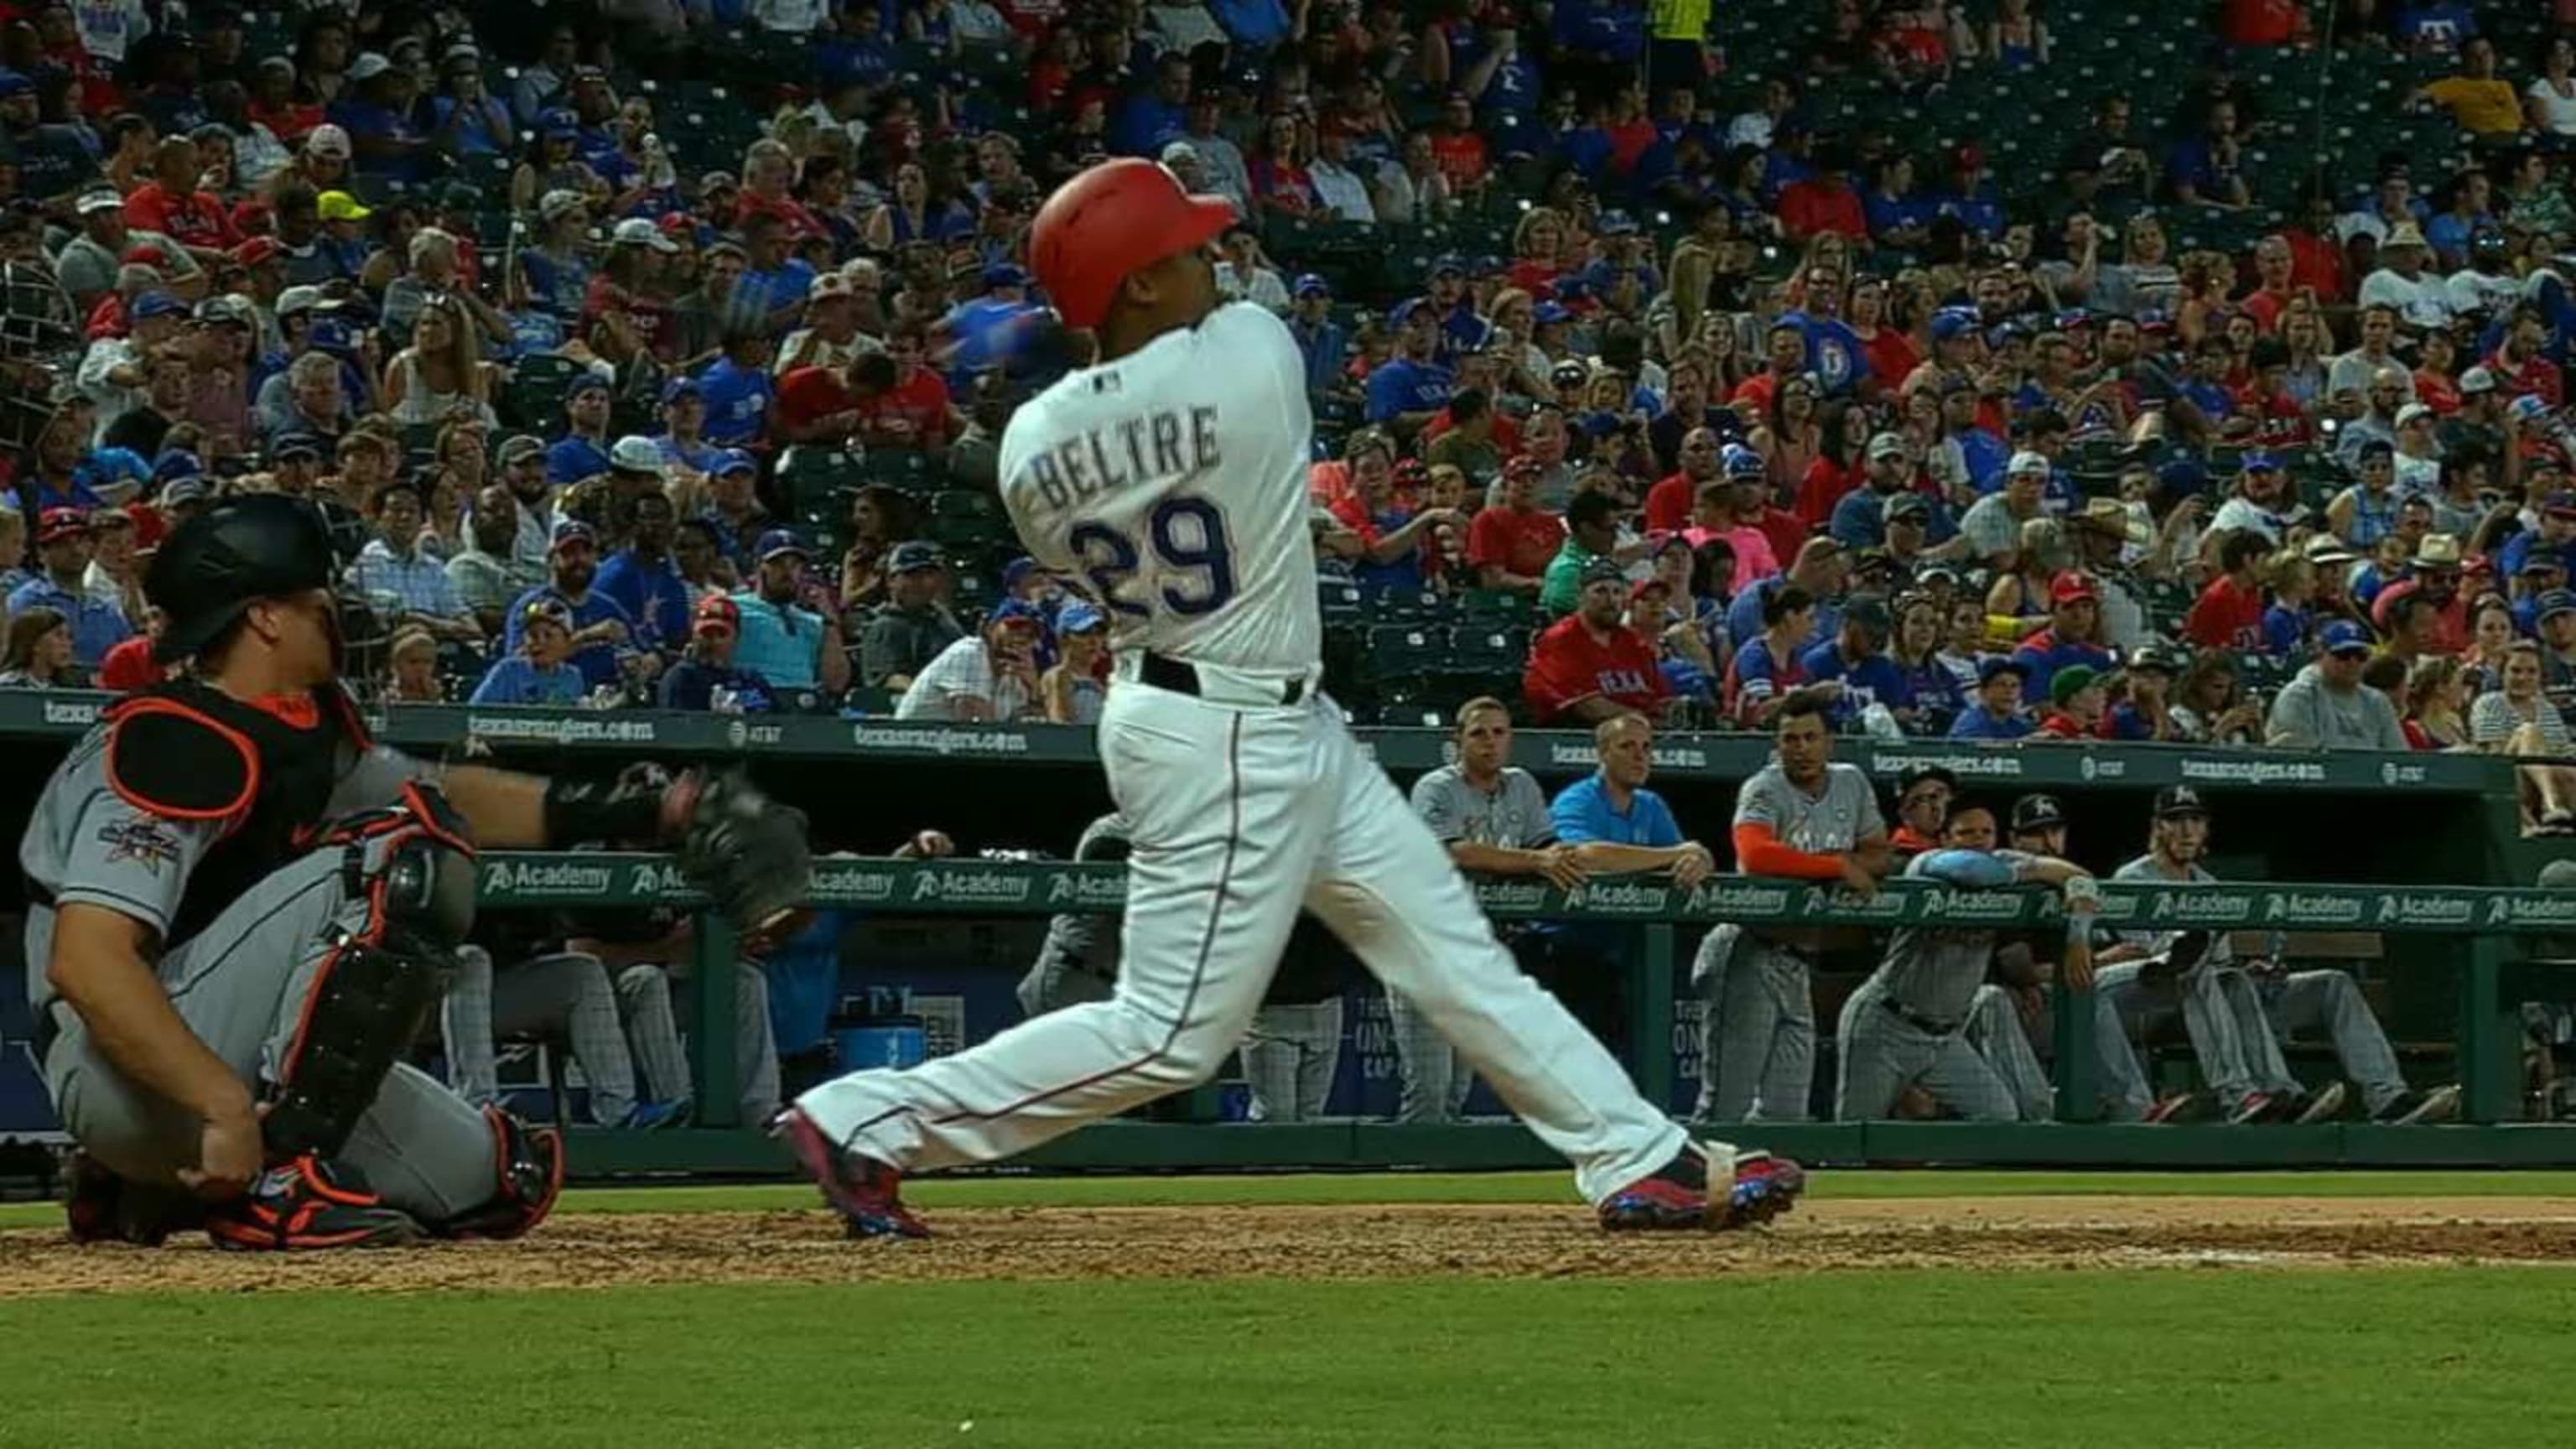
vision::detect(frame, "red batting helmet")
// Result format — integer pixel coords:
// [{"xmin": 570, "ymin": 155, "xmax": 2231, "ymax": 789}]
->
[{"xmin": 1029, "ymin": 158, "xmax": 1237, "ymax": 330}]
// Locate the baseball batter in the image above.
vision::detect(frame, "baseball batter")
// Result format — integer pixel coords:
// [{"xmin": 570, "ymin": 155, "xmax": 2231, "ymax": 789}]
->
[
  {"xmin": 1834, "ymin": 802, "xmax": 2093, "ymax": 1120},
  {"xmin": 23, "ymin": 495, "xmax": 808, "ymax": 1249},
  {"xmin": 1697, "ymin": 691, "xmax": 1889, "ymax": 1122},
  {"xmin": 777, "ymin": 158, "xmax": 1805, "ymax": 1236}
]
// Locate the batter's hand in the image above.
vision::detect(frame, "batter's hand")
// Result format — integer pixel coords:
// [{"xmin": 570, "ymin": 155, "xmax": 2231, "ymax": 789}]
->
[
  {"xmin": 1535, "ymin": 844, "xmax": 1589, "ymax": 891},
  {"xmin": 182, "ymin": 1104, "xmax": 262, "ymax": 1201}
]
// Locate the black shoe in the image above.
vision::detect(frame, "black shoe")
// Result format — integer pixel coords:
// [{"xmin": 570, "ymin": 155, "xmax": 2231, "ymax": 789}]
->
[
  {"xmin": 205, "ymin": 1156, "xmax": 423, "ymax": 1251},
  {"xmin": 2372, "ymin": 1085, "xmax": 2463, "ymax": 1126}
]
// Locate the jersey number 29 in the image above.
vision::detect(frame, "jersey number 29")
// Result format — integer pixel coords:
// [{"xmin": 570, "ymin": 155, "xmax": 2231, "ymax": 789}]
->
[{"xmin": 1068, "ymin": 498, "xmax": 1237, "ymax": 618}]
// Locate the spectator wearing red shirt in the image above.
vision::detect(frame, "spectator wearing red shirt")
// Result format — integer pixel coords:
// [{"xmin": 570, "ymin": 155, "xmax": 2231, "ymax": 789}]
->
[
  {"xmin": 2283, "ymin": 191, "xmax": 2349, "ymax": 303},
  {"xmin": 2220, "ymin": 0, "xmax": 2306, "ymax": 45},
  {"xmin": 1643, "ymin": 425, "xmax": 1726, "ymax": 534},
  {"xmin": 2185, "ymin": 531, "xmax": 2271, "ymax": 650},
  {"xmin": 855, "ymin": 324, "xmax": 962, "ymax": 451},
  {"xmin": 1777, "ymin": 148, "xmax": 1867, "ymax": 243},
  {"xmin": 2236, "ymin": 338, "xmax": 2314, "ymax": 448},
  {"xmin": 1467, "ymin": 456, "xmax": 1568, "ymax": 593},
  {"xmin": 122, "ymin": 137, "xmax": 236, "ymax": 264},
  {"xmin": 1428, "ymin": 92, "xmax": 1489, "ymax": 192},
  {"xmin": 772, "ymin": 356, "xmax": 865, "ymax": 445},
  {"xmin": 2236, "ymin": 236, "xmax": 2300, "ymax": 333},
  {"xmin": 2033, "ymin": 665, "xmax": 2107, "ymax": 738},
  {"xmin": 1524, "ymin": 559, "xmax": 1671, "ymax": 724},
  {"xmin": 1728, "ymin": 321, "xmax": 1810, "ymax": 420},
  {"xmin": 2486, "ymin": 305, "xmax": 2565, "ymax": 411}
]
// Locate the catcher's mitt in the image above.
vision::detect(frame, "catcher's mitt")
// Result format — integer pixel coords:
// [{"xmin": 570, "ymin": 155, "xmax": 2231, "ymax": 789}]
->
[{"xmin": 667, "ymin": 771, "xmax": 813, "ymax": 932}]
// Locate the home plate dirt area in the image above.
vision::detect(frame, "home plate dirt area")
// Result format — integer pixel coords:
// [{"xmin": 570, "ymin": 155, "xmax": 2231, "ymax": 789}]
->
[{"xmin": 4, "ymin": 1196, "xmax": 2574, "ymax": 1294}]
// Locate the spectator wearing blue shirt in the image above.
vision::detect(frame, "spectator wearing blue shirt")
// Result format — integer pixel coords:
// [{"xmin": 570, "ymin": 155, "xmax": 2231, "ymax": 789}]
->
[
  {"xmin": 547, "ymin": 374, "xmax": 617, "ymax": 488},
  {"xmin": 595, "ymin": 491, "xmax": 694, "ymax": 653},
  {"xmin": 1798, "ymin": 599, "xmax": 1912, "ymax": 728},
  {"xmin": 2163, "ymin": 101, "xmax": 2246, "ymax": 209},
  {"xmin": 328, "ymin": 54, "xmax": 431, "ymax": 184},
  {"xmin": 1950, "ymin": 657, "xmax": 2035, "ymax": 740},
  {"xmin": 1779, "ymin": 278, "xmax": 1870, "ymax": 397},
  {"xmin": 2393, "ymin": 2, "xmax": 2475, "ymax": 52},
  {"xmin": 502, "ymin": 522, "xmax": 637, "ymax": 691},
  {"xmin": 659, "ymin": 595, "xmax": 781, "ymax": 712},
  {"xmin": 1209, "ymin": 0, "xmax": 1293, "ymax": 50},
  {"xmin": 653, "ymin": 377, "xmax": 727, "ymax": 477},
  {"xmin": 470, "ymin": 597, "xmax": 589, "ymax": 705},
  {"xmin": 2497, "ymin": 496, "xmax": 2576, "ymax": 584},
  {"xmin": 6, "ymin": 508, "xmax": 131, "ymax": 668},
  {"xmin": 1285, "ymin": 274, "xmax": 1347, "ymax": 397},
  {"xmin": 695, "ymin": 330, "xmax": 776, "ymax": 448},
  {"xmin": 1935, "ymin": 146, "xmax": 2005, "ymax": 239},
  {"xmin": 2174, "ymin": 335, "xmax": 2238, "ymax": 424},
  {"xmin": 1113, "ymin": 53, "xmax": 1193, "ymax": 158},
  {"xmin": 2010, "ymin": 571, "xmax": 2118, "ymax": 699},
  {"xmin": 1365, "ymin": 300, "xmax": 1455, "ymax": 430},
  {"xmin": 731, "ymin": 530, "xmax": 852, "ymax": 697},
  {"xmin": 1542, "ymin": 712, "xmax": 1717, "ymax": 1046},
  {"xmin": 945, "ymin": 267, "xmax": 1046, "ymax": 387},
  {"xmin": 2100, "ymin": 645, "xmax": 2182, "ymax": 742},
  {"xmin": 1830, "ymin": 434, "xmax": 1918, "ymax": 549}
]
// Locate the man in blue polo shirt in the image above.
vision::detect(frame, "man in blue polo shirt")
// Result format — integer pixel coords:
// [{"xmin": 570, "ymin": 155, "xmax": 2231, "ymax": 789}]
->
[
  {"xmin": 1798, "ymin": 596, "xmax": 1911, "ymax": 727},
  {"xmin": 1538, "ymin": 711, "xmax": 1721, "ymax": 1050},
  {"xmin": 546, "ymin": 373, "xmax": 616, "ymax": 488},
  {"xmin": 7, "ymin": 508, "xmax": 131, "ymax": 668},
  {"xmin": 730, "ymin": 529, "xmax": 851, "ymax": 698},
  {"xmin": 502, "ymin": 521, "xmax": 636, "ymax": 692},
  {"xmin": 1950, "ymin": 657, "xmax": 2035, "ymax": 740},
  {"xmin": 1364, "ymin": 299, "xmax": 1454, "ymax": 433}
]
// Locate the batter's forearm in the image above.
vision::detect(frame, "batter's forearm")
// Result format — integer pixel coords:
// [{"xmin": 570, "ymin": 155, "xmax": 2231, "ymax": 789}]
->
[{"xmin": 47, "ymin": 906, "xmax": 253, "ymax": 1124}]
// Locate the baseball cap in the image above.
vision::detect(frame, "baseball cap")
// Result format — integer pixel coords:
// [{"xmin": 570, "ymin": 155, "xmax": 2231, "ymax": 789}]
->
[
  {"xmin": 153, "ymin": 450, "xmax": 203, "ymax": 483},
  {"xmin": 1867, "ymin": 431, "xmax": 1908, "ymax": 462},
  {"xmin": 315, "ymin": 190, "xmax": 371, "ymax": 223},
  {"xmin": 2460, "ymin": 366, "xmax": 2498, "ymax": 396},
  {"xmin": 1029, "ymin": 158, "xmax": 1236, "ymax": 330},
  {"xmin": 982, "ymin": 262, "xmax": 1030, "ymax": 291},
  {"xmin": 347, "ymin": 52, "xmax": 392, "ymax": 82},
  {"xmin": 160, "ymin": 476, "xmax": 210, "ymax": 506},
  {"xmin": 538, "ymin": 189, "xmax": 585, "ymax": 222},
  {"xmin": 1883, "ymin": 492, "xmax": 1930, "ymax": 523},
  {"xmin": 714, "ymin": 448, "xmax": 759, "ymax": 477},
  {"xmin": 2049, "ymin": 570, "xmax": 2099, "ymax": 605},
  {"xmin": 611, "ymin": 217, "xmax": 679, "ymax": 254},
  {"xmin": 1721, "ymin": 443, "xmax": 1766, "ymax": 480},
  {"xmin": 2240, "ymin": 449, "xmax": 2280, "ymax": 473},
  {"xmin": 273, "ymin": 285, "xmax": 325, "ymax": 319},
  {"xmin": 2127, "ymin": 642, "xmax": 2180, "ymax": 674},
  {"xmin": 2356, "ymin": 436, "xmax": 2396, "ymax": 461},
  {"xmin": 1843, "ymin": 595, "xmax": 1892, "ymax": 636},
  {"xmin": 985, "ymin": 598, "xmax": 1046, "ymax": 631},
  {"xmin": 267, "ymin": 432, "xmax": 325, "ymax": 464},
  {"xmin": 0, "ymin": 69, "xmax": 32, "ymax": 100},
  {"xmin": 1058, "ymin": 600, "xmax": 1107, "ymax": 634},
  {"xmin": 1292, "ymin": 273, "xmax": 1331, "ymax": 299},
  {"xmin": 2396, "ymin": 402, "xmax": 2435, "ymax": 428},
  {"xmin": 2547, "ymin": 491, "xmax": 2576, "ymax": 520},
  {"xmin": 2049, "ymin": 664, "xmax": 2101, "ymax": 707},
  {"xmin": 2007, "ymin": 449, "xmax": 2051, "ymax": 477},
  {"xmin": 1387, "ymin": 297, "xmax": 1430, "ymax": 328},
  {"xmin": 34, "ymin": 507, "xmax": 90, "ymax": 543},
  {"xmin": 549, "ymin": 520, "xmax": 597, "ymax": 553},
  {"xmin": 1532, "ymin": 300, "xmax": 1572, "ymax": 325},
  {"xmin": 539, "ymin": 107, "xmax": 579, "ymax": 139},
  {"xmin": 1978, "ymin": 656, "xmax": 2031, "ymax": 684},
  {"xmin": 1929, "ymin": 309, "xmax": 1976, "ymax": 342},
  {"xmin": 564, "ymin": 372, "xmax": 611, "ymax": 401},
  {"xmin": 2521, "ymin": 550, "xmax": 2567, "ymax": 577},
  {"xmin": 496, "ymin": 434, "xmax": 545, "ymax": 467},
  {"xmin": 692, "ymin": 595, "xmax": 740, "ymax": 635},
  {"xmin": 75, "ymin": 187, "xmax": 125, "ymax": 216},
  {"xmin": 1628, "ymin": 575, "xmax": 1672, "ymax": 603},
  {"xmin": 1428, "ymin": 252, "xmax": 1467, "ymax": 278},
  {"xmin": 2540, "ymin": 589, "xmax": 2576, "ymax": 625},
  {"xmin": 2153, "ymin": 785, "xmax": 2210, "ymax": 819},
  {"xmin": 129, "ymin": 291, "xmax": 185, "ymax": 322},
  {"xmin": 660, "ymin": 377, "xmax": 703, "ymax": 408},
  {"xmin": 2319, "ymin": 619, "xmax": 2374, "ymax": 656},
  {"xmin": 1578, "ymin": 558, "xmax": 1626, "ymax": 589},
  {"xmin": 807, "ymin": 273, "xmax": 856, "ymax": 306},
  {"xmin": 889, "ymin": 540, "xmax": 945, "ymax": 574},
  {"xmin": 609, "ymin": 435, "xmax": 663, "ymax": 474},
  {"xmin": 756, "ymin": 528, "xmax": 809, "ymax": 563},
  {"xmin": 304, "ymin": 123, "xmax": 352, "ymax": 159},
  {"xmin": 1898, "ymin": 764, "xmax": 1958, "ymax": 796},
  {"xmin": 2009, "ymin": 794, "xmax": 2065, "ymax": 833},
  {"xmin": 1550, "ymin": 360, "xmax": 1590, "ymax": 387}
]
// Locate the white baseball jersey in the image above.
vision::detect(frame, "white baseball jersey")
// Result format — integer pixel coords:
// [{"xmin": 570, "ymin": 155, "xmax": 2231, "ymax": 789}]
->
[{"xmin": 998, "ymin": 302, "xmax": 1321, "ymax": 675}]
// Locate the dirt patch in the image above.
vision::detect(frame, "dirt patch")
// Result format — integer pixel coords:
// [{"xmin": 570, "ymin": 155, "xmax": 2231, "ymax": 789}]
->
[{"xmin": 4, "ymin": 1196, "xmax": 2575, "ymax": 1296}]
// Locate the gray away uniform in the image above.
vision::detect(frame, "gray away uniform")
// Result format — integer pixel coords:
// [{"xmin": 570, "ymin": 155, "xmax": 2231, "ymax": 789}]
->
[
  {"xmin": 2096, "ymin": 855, "xmax": 2298, "ymax": 1116},
  {"xmin": 22, "ymin": 718, "xmax": 501, "ymax": 1224},
  {"xmin": 1834, "ymin": 850, "xmax": 2058, "ymax": 1121},
  {"xmin": 1696, "ymin": 761, "xmax": 1884, "ymax": 1123},
  {"xmin": 1394, "ymin": 764, "xmax": 1556, "ymax": 1122}
]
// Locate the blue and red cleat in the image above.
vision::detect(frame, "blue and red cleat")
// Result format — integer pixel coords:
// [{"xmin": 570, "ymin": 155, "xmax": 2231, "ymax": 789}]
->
[
  {"xmin": 1597, "ymin": 1145, "xmax": 1806, "ymax": 1232},
  {"xmin": 770, "ymin": 1106, "xmax": 932, "ymax": 1240}
]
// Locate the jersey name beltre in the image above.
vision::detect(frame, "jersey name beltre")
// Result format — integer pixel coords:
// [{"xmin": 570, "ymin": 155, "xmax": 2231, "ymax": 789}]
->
[{"xmin": 1015, "ymin": 404, "xmax": 1223, "ymax": 515}]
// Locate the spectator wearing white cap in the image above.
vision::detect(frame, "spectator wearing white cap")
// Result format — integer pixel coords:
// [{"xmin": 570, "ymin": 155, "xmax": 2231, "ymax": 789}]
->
[
  {"xmin": 1955, "ymin": 450, "xmax": 2050, "ymax": 571},
  {"xmin": 54, "ymin": 185, "xmax": 206, "ymax": 311},
  {"xmin": 2392, "ymin": 402, "xmax": 2444, "ymax": 495},
  {"xmin": 2356, "ymin": 222, "xmax": 2457, "ymax": 331}
]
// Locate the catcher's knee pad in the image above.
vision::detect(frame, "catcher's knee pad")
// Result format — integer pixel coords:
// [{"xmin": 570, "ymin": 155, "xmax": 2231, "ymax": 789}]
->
[
  {"xmin": 428, "ymin": 1108, "xmax": 564, "ymax": 1241},
  {"xmin": 265, "ymin": 787, "xmax": 477, "ymax": 1160}
]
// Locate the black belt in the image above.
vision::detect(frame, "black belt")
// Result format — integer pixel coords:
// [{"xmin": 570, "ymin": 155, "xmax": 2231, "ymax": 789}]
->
[
  {"xmin": 1140, "ymin": 652, "xmax": 1306, "ymax": 705},
  {"xmin": 1879, "ymin": 996, "xmax": 1961, "ymax": 1036}
]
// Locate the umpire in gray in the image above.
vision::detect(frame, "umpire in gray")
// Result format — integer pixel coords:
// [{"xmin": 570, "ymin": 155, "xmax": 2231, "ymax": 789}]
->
[{"xmin": 23, "ymin": 496, "xmax": 808, "ymax": 1250}]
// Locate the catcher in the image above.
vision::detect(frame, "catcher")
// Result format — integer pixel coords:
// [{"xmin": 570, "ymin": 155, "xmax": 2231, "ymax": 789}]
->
[{"xmin": 22, "ymin": 495, "xmax": 808, "ymax": 1250}]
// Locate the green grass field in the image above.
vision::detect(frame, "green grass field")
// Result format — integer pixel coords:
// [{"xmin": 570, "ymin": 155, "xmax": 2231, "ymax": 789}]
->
[{"xmin": 4, "ymin": 1172, "xmax": 2573, "ymax": 1449}]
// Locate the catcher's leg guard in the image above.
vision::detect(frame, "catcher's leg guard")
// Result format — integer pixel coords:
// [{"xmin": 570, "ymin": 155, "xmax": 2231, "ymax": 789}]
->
[
  {"xmin": 427, "ymin": 1107, "xmax": 565, "ymax": 1240},
  {"xmin": 262, "ymin": 786, "xmax": 477, "ymax": 1162}
]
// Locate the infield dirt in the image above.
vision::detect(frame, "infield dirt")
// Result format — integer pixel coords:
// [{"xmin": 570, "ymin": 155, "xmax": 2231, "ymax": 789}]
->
[{"xmin": 3, "ymin": 1195, "xmax": 2573, "ymax": 1295}]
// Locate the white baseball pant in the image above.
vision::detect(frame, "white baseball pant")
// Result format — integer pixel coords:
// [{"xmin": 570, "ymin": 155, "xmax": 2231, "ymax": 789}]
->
[{"xmin": 796, "ymin": 679, "xmax": 1691, "ymax": 1204}]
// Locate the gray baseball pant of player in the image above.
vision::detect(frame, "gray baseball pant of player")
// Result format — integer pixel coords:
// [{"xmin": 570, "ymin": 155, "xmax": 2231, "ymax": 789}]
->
[
  {"xmin": 614, "ymin": 961, "xmax": 782, "ymax": 1123},
  {"xmin": 1240, "ymin": 1000, "xmax": 1344, "ymax": 1122},
  {"xmin": 442, "ymin": 946, "xmax": 642, "ymax": 1125},
  {"xmin": 1962, "ymin": 984, "xmax": 2059, "ymax": 1120},
  {"xmin": 2095, "ymin": 960, "xmax": 2298, "ymax": 1114},
  {"xmin": 43, "ymin": 850, "xmax": 499, "ymax": 1223},
  {"xmin": 1693, "ymin": 931, "xmax": 1815, "ymax": 1123},
  {"xmin": 2260, "ymin": 969, "xmax": 2408, "ymax": 1114},
  {"xmin": 1385, "ymin": 990, "xmax": 1475, "ymax": 1121},
  {"xmin": 1834, "ymin": 983, "xmax": 2022, "ymax": 1120}
]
